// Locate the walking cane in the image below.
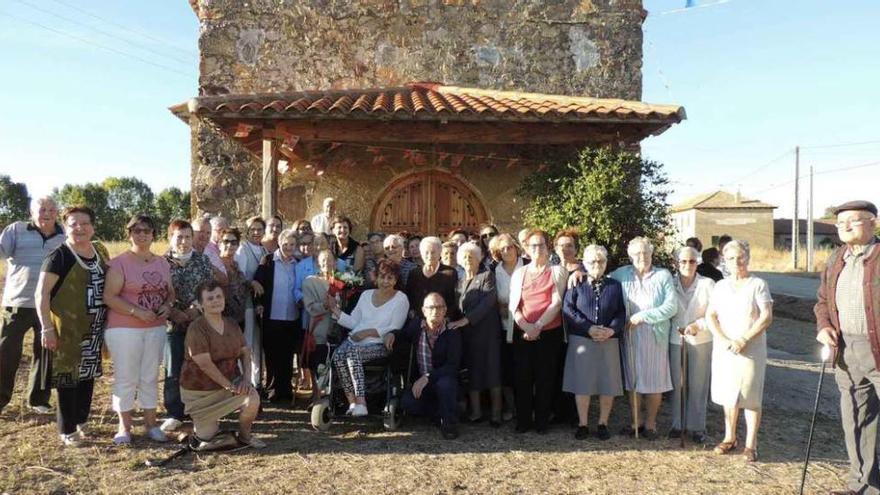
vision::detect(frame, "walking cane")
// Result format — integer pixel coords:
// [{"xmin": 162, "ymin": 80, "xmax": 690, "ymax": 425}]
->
[
  {"xmin": 799, "ymin": 344, "xmax": 832, "ymax": 495},
  {"xmin": 627, "ymin": 323, "xmax": 639, "ymax": 439},
  {"xmin": 680, "ymin": 338, "xmax": 687, "ymax": 448}
]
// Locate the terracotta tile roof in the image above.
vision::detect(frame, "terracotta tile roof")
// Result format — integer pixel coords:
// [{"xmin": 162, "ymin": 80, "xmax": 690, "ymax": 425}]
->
[
  {"xmin": 671, "ymin": 190, "xmax": 776, "ymax": 213},
  {"xmin": 172, "ymin": 82, "xmax": 686, "ymax": 125}
]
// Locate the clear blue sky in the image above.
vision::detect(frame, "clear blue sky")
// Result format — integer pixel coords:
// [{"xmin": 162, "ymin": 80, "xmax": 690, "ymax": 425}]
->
[{"xmin": 1, "ymin": 0, "xmax": 878, "ymax": 219}]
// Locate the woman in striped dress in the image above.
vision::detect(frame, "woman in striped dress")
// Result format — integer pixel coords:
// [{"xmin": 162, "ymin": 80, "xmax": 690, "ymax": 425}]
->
[{"xmin": 610, "ymin": 237, "xmax": 679, "ymax": 440}]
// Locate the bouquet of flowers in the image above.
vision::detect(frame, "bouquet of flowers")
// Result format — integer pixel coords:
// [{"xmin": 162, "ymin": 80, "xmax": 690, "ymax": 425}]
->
[{"xmin": 332, "ymin": 270, "xmax": 365, "ymax": 314}]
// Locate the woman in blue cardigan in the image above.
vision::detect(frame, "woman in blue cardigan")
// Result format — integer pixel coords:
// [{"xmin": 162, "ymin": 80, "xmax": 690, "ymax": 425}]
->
[{"xmin": 562, "ymin": 244, "xmax": 627, "ymax": 440}]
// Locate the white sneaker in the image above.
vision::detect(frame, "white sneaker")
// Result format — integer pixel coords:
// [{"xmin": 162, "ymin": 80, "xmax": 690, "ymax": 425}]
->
[
  {"xmin": 29, "ymin": 404, "xmax": 52, "ymax": 415},
  {"xmin": 60, "ymin": 432, "xmax": 81, "ymax": 447},
  {"xmin": 76, "ymin": 424, "xmax": 87, "ymax": 439},
  {"xmin": 160, "ymin": 418, "xmax": 183, "ymax": 432},
  {"xmin": 351, "ymin": 404, "xmax": 369, "ymax": 417},
  {"xmin": 345, "ymin": 403, "xmax": 357, "ymax": 416},
  {"xmin": 242, "ymin": 436, "xmax": 267, "ymax": 449},
  {"xmin": 113, "ymin": 431, "xmax": 132, "ymax": 446},
  {"xmin": 147, "ymin": 426, "xmax": 168, "ymax": 442}
]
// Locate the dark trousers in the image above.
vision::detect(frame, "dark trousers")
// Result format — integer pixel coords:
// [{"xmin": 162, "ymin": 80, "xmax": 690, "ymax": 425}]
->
[
  {"xmin": 163, "ymin": 328, "xmax": 186, "ymax": 420},
  {"xmin": 263, "ymin": 319, "xmax": 299, "ymax": 400},
  {"xmin": 0, "ymin": 307, "xmax": 51, "ymax": 410},
  {"xmin": 402, "ymin": 374, "xmax": 459, "ymax": 426},
  {"xmin": 513, "ymin": 325, "xmax": 563, "ymax": 431},
  {"xmin": 837, "ymin": 333, "xmax": 880, "ymax": 494},
  {"xmin": 553, "ymin": 340, "xmax": 576, "ymax": 424},
  {"xmin": 56, "ymin": 379, "xmax": 94, "ymax": 435}
]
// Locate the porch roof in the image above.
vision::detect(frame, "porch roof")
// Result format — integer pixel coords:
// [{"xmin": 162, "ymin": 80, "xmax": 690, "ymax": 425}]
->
[{"xmin": 169, "ymin": 81, "xmax": 685, "ymax": 149}]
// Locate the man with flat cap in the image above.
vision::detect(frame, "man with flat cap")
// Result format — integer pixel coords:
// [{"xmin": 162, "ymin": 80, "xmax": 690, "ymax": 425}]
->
[{"xmin": 816, "ymin": 200, "xmax": 880, "ymax": 495}]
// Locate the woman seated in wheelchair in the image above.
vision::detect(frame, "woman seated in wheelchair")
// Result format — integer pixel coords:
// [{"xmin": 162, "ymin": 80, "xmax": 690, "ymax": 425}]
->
[
  {"xmin": 391, "ymin": 292, "xmax": 463, "ymax": 440},
  {"xmin": 180, "ymin": 280, "xmax": 264, "ymax": 448},
  {"xmin": 327, "ymin": 259, "xmax": 409, "ymax": 416}
]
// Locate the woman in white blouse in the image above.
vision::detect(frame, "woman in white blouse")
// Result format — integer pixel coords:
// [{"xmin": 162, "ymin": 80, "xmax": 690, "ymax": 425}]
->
[
  {"xmin": 234, "ymin": 215, "xmax": 268, "ymax": 389},
  {"xmin": 706, "ymin": 240, "xmax": 773, "ymax": 462},
  {"xmin": 328, "ymin": 259, "xmax": 409, "ymax": 416},
  {"xmin": 669, "ymin": 246, "xmax": 715, "ymax": 444},
  {"xmin": 490, "ymin": 233, "xmax": 526, "ymax": 421}
]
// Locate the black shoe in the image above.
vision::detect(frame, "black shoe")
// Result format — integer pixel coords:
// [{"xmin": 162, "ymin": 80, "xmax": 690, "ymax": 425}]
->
[
  {"xmin": 468, "ymin": 415, "xmax": 486, "ymax": 424},
  {"xmin": 668, "ymin": 428, "xmax": 682, "ymax": 439},
  {"xmin": 575, "ymin": 426, "xmax": 590, "ymax": 440},
  {"xmin": 597, "ymin": 424, "xmax": 611, "ymax": 441},
  {"xmin": 642, "ymin": 429, "xmax": 659, "ymax": 441},
  {"xmin": 690, "ymin": 431, "xmax": 706, "ymax": 444},
  {"xmin": 535, "ymin": 425, "xmax": 548, "ymax": 435},
  {"xmin": 441, "ymin": 425, "xmax": 459, "ymax": 440},
  {"xmin": 515, "ymin": 423, "xmax": 532, "ymax": 434},
  {"xmin": 489, "ymin": 418, "xmax": 502, "ymax": 428}
]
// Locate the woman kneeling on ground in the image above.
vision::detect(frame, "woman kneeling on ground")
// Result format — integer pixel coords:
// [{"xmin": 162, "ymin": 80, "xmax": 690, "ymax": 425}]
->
[{"xmin": 180, "ymin": 280, "xmax": 264, "ymax": 448}]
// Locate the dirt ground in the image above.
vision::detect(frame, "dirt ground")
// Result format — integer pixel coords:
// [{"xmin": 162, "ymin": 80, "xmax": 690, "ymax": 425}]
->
[{"xmin": 0, "ymin": 311, "xmax": 850, "ymax": 495}]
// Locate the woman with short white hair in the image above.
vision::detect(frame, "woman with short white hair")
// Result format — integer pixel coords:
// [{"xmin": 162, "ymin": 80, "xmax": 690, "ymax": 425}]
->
[
  {"xmin": 610, "ymin": 236, "xmax": 678, "ymax": 440},
  {"xmin": 380, "ymin": 234, "xmax": 417, "ymax": 287},
  {"xmin": 405, "ymin": 236, "xmax": 461, "ymax": 321},
  {"xmin": 669, "ymin": 245, "xmax": 715, "ymax": 444},
  {"xmin": 706, "ymin": 239, "xmax": 772, "ymax": 462},
  {"xmin": 452, "ymin": 242, "xmax": 503, "ymax": 425}
]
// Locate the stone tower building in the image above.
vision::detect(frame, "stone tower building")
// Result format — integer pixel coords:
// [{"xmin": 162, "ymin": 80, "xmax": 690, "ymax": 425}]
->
[{"xmin": 174, "ymin": 0, "xmax": 683, "ymax": 235}]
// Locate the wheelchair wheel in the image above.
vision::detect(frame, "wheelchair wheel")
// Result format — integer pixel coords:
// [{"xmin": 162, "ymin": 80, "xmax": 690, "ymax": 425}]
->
[
  {"xmin": 311, "ymin": 398, "xmax": 332, "ymax": 432},
  {"xmin": 383, "ymin": 396, "xmax": 402, "ymax": 431}
]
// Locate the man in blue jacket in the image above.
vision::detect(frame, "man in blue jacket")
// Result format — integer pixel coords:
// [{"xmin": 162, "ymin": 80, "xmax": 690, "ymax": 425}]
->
[{"xmin": 392, "ymin": 292, "xmax": 462, "ymax": 439}]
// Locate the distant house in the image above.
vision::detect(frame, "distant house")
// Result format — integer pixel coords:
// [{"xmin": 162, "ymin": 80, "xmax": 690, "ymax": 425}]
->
[
  {"xmin": 671, "ymin": 190, "xmax": 776, "ymax": 251},
  {"xmin": 774, "ymin": 219, "xmax": 840, "ymax": 249}
]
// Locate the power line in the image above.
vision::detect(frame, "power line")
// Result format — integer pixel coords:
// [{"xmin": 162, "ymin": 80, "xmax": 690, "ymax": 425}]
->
[
  {"xmin": 0, "ymin": 10, "xmax": 195, "ymax": 79},
  {"xmin": 11, "ymin": 0, "xmax": 195, "ymax": 67},
  {"xmin": 751, "ymin": 158, "xmax": 880, "ymax": 196},
  {"xmin": 46, "ymin": 0, "xmax": 198, "ymax": 57},
  {"xmin": 719, "ymin": 148, "xmax": 793, "ymax": 188}
]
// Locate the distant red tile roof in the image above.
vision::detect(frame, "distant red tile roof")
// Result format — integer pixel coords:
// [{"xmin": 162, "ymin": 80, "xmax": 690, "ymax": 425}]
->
[
  {"xmin": 671, "ymin": 190, "xmax": 776, "ymax": 213},
  {"xmin": 171, "ymin": 82, "xmax": 685, "ymax": 126}
]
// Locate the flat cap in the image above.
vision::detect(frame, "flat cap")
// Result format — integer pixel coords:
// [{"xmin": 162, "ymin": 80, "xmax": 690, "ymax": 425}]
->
[{"xmin": 833, "ymin": 200, "xmax": 878, "ymax": 217}]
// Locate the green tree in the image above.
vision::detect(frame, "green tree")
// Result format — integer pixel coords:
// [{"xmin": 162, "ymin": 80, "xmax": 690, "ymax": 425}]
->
[
  {"xmin": 0, "ymin": 175, "xmax": 30, "ymax": 229},
  {"xmin": 519, "ymin": 147, "xmax": 672, "ymax": 268},
  {"xmin": 53, "ymin": 183, "xmax": 119, "ymax": 240},
  {"xmin": 102, "ymin": 177, "xmax": 155, "ymax": 234},
  {"xmin": 154, "ymin": 187, "xmax": 191, "ymax": 236}
]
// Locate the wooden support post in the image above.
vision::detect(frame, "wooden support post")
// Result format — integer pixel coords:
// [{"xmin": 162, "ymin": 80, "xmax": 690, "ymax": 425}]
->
[{"xmin": 262, "ymin": 138, "xmax": 278, "ymax": 220}]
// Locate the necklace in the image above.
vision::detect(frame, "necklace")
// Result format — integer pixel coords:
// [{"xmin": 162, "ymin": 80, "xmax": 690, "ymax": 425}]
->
[
  {"xmin": 66, "ymin": 241, "xmax": 103, "ymax": 275},
  {"xmin": 130, "ymin": 250, "xmax": 153, "ymax": 263}
]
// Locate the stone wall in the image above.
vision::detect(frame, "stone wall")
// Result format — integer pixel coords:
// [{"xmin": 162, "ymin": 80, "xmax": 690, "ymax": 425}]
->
[{"xmin": 187, "ymin": 0, "xmax": 646, "ymax": 225}]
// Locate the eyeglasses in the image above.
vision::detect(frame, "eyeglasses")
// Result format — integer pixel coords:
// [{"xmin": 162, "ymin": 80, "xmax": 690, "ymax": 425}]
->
[
  {"xmin": 678, "ymin": 259, "xmax": 698, "ymax": 265},
  {"xmin": 836, "ymin": 218, "xmax": 874, "ymax": 228},
  {"xmin": 527, "ymin": 243, "xmax": 545, "ymax": 249},
  {"xmin": 423, "ymin": 305, "xmax": 446, "ymax": 311},
  {"xmin": 221, "ymin": 239, "xmax": 239, "ymax": 245},
  {"xmin": 584, "ymin": 259, "xmax": 606, "ymax": 265},
  {"xmin": 480, "ymin": 232, "xmax": 497, "ymax": 239},
  {"xmin": 130, "ymin": 228, "xmax": 153, "ymax": 235}
]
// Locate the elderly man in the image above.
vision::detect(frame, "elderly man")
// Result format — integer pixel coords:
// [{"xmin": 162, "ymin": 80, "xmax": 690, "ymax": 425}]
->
[
  {"xmin": 392, "ymin": 292, "xmax": 462, "ymax": 439},
  {"xmin": 816, "ymin": 200, "xmax": 880, "ymax": 495},
  {"xmin": 0, "ymin": 197, "xmax": 65, "ymax": 414},
  {"xmin": 310, "ymin": 197, "xmax": 336, "ymax": 236},
  {"xmin": 192, "ymin": 216, "xmax": 227, "ymax": 280}
]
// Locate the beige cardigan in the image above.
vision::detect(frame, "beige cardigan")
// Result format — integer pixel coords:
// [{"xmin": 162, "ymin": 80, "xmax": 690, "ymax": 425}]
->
[
  {"xmin": 507, "ymin": 264, "xmax": 568, "ymax": 342},
  {"xmin": 302, "ymin": 276, "xmax": 334, "ymax": 345}
]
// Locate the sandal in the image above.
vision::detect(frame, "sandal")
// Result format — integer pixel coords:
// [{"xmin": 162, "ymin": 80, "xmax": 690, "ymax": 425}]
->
[
  {"xmin": 742, "ymin": 447, "xmax": 758, "ymax": 462},
  {"xmin": 713, "ymin": 440, "xmax": 738, "ymax": 455}
]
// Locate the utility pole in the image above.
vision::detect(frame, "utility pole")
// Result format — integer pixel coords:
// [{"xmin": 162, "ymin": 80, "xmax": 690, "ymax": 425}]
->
[
  {"xmin": 807, "ymin": 165, "xmax": 814, "ymax": 271},
  {"xmin": 792, "ymin": 146, "xmax": 800, "ymax": 270}
]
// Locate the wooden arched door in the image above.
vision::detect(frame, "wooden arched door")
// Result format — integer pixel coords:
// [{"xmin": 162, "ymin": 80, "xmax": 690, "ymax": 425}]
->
[{"xmin": 371, "ymin": 171, "xmax": 489, "ymax": 235}]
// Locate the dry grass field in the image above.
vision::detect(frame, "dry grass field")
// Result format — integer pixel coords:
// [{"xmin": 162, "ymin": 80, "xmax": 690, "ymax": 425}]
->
[
  {"xmin": 0, "ymin": 241, "xmax": 851, "ymax": 494},
  {"xmin": 748, "ymin": 246, "xmax": 831, "ymax": 274}
]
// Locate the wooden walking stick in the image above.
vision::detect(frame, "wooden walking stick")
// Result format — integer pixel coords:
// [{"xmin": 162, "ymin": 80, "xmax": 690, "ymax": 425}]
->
[
  {"xmin": 627, "ymin": 322, "xmax": 639, "ymax": 439},
  {"xmin": 680, "ymin": 339, "xmax": 687, "ymax": 448}
]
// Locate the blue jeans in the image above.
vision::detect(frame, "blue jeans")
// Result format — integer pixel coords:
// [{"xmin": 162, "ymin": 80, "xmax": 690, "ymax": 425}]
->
[{"xmin": 163, "ymin": 328, "xmax": 186, "ymax": 421}]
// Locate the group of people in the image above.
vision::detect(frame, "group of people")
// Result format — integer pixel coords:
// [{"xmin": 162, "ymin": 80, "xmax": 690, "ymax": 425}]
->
[{"xmin": 2, "ymin": 194, "xmax": 880, "ymax": 493}]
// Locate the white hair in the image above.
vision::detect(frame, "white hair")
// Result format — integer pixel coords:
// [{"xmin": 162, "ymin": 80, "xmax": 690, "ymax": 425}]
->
[
  {"xmin": 675, "ymin": 246, "xmax": 700, "ymax": 261},
  {"xmin": 323, "ymin": 197, "xmax": 335, "ymax": 206},
  {"xmin": 383, "ymin": 234, "xmax": 405, "ymax": 249},
  {"xmin": 420, "ymin": 236, "xmax": 443, "ymax": 253},
  {"xmin": 582, "ymin": 244, "xmax": 608, "ymax": 261},
  {"xmin": 627, "ymin": 236, "xmax": 655, "ymax": 257},
  {"xmin": 30, "ymin": 196, "xmax": 57, "ymax": 214},
  {"xmin": 209, "ymin": 216, "xmax": 228, "ymax": 229},
  {"xmin": 456, "ymin": 242, "xmax": 483, "ymax": 267},
  {"xmin": 278, "ymin": 229, "xmax": 297, "ymax": 244},
  {"xmin": 722, "ymin": 239, "xmax": 750, "ymax": 260}
]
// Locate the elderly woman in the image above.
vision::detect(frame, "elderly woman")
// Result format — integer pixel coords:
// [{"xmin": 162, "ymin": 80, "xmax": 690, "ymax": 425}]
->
[
  {"xmin": 562, "ymin": 245, "xmax": 626, "ymax": 441},
  {"xmin": 610, "ymin": 236, "xmax": 678, "ymax": 440},
  {"xmin": 180, "ymin": 280, "xmax": 264, "ymax": 448},
  {"xmin": 706, "ymin": 240, "xmax": 772, "ymax": 462},
  {"xmin": 35, "ymin": 206, "xmax": 108, "ymax": 447},
  {"xmin": 491, "ymin": 233, "xmax": 527, "ymax": 421},
  {"xmin": 330, "ymin": 216, "xmax": 365, "ymax": 273},
  {"xmin": 218, "ymin": 228, "xmax": 248, "ymax": 327},
  {"xmin": 509, "ymin": 229, "xmax": 567, "ymax": 433},
  {"xmin": 407, "ymin": 234, "xmax": 423, "ymax": 266},
  {"xmin": 253, "ymin": 229, "xmax": 300, "ymax": 403},
  {"xmin": 669, "ymin": 246, "xmax": 716, "ymax": 444},
  {"xmin": 406, "ymin": 237, "xmax": 461, "ymax": 321},
  {"xmin": 452, "ymin": 243, "xmax": 503, "ymax": 425},
  {"xmin": 380, "ymin": 234, "xmax": 418, "ymax": 288},
  {"xmin": 328, "ymin": 259, "xmax": 409, "ymax": 416},
  {"xmin": 103, "ymin": 214, "xmax": 173, "ymax": 444},
  {"xmin": 441, "ymin": 241, "xmax": 465, "ymax": 280},
  {"xmin": 301, "ymin": 250, "xmax": 341, "ymax": 405},
  {"xmin": 363, "ymin": 232, "xmax": 386, "ymax": 272},
  {"xmin": 262, "ymin": 215, "xmax": 284, "ymax": 253},
  {"xmin": 234, "ymin": 216, "xmax": 268, "ymax": 389},
  {"xmin": 161, "ymin": 219, "xmax": 216, "ymax": 433}
]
